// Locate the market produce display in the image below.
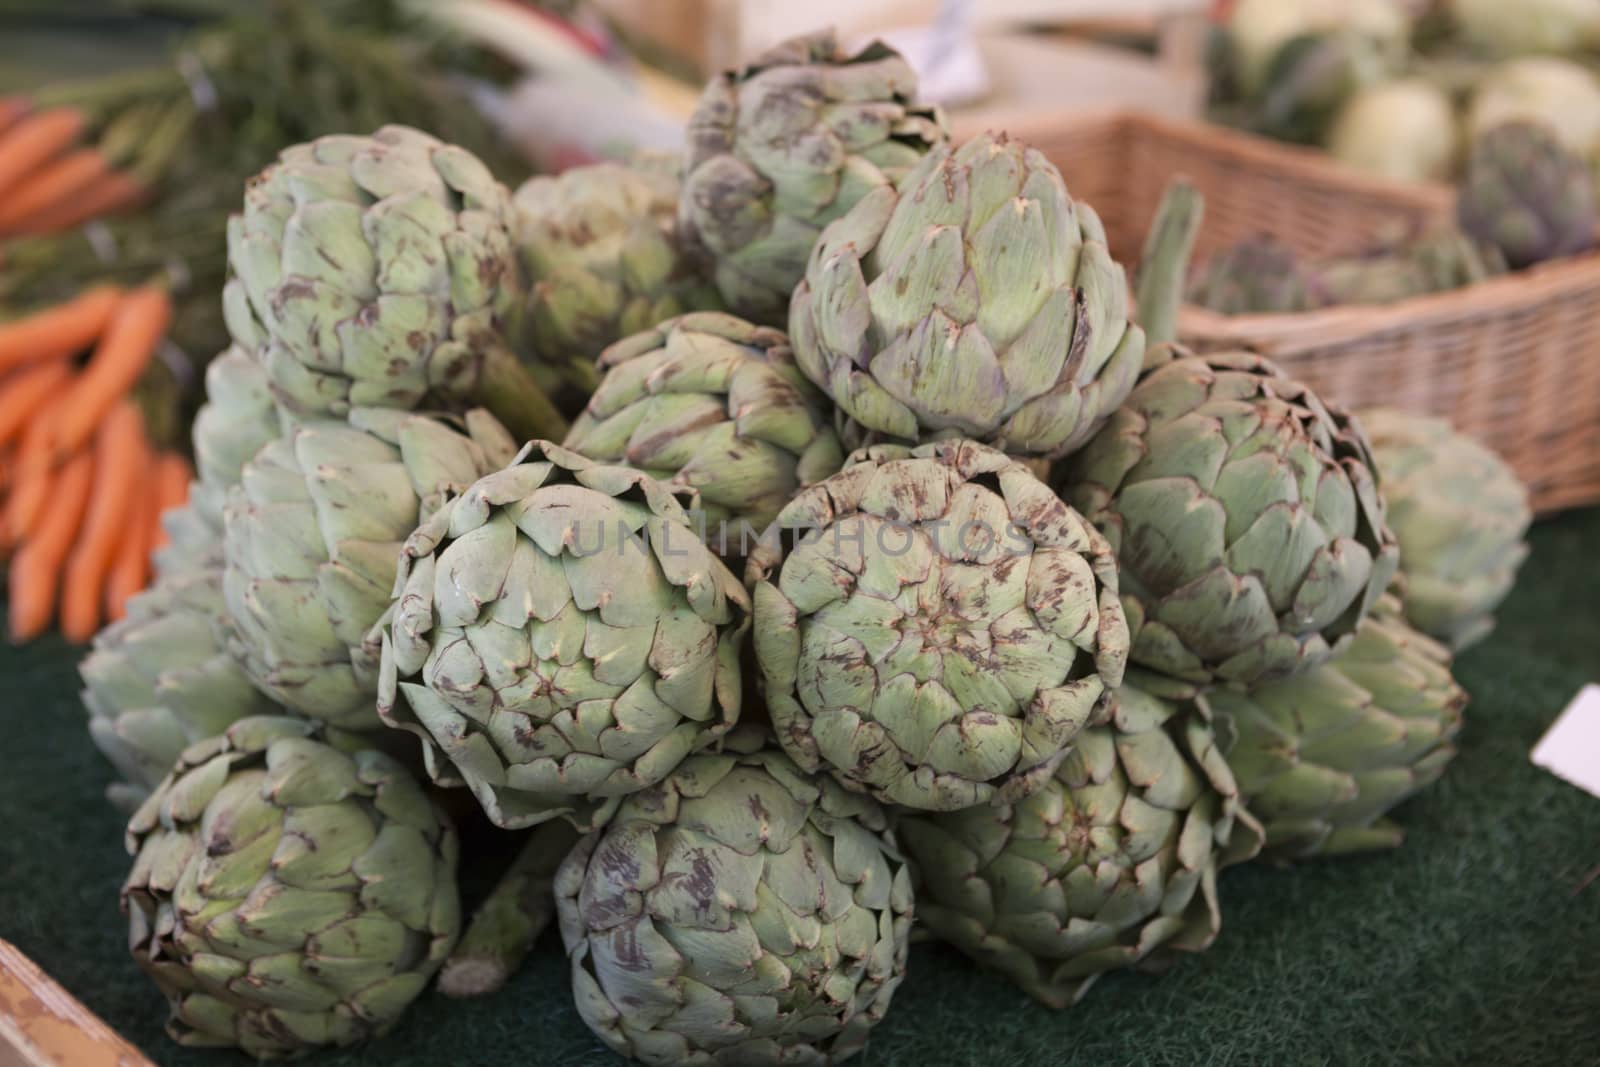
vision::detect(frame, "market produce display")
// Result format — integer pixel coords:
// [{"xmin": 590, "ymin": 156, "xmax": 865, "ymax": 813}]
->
[
  {"xmin": 790, "ymin": 132, "xmax": 1146, "ymax": 458},
  {"xmin": 1457, "ymin": 121, "xmax": 1599, "ymax": 269},
  {"xmin": 1212, "ymin": 0, "xmax": 1600, "ymax": 205},
  {"xmin": 1361, "ymin": 408, "xmax": 1533, "ymax": 651},
  {"xmin": 563, "ymin": 311, "xmax": 844, "ymax": 536},
  {"xmin": 513, "ymin": 159, "xmax": 722, "ymax": 393},
  {"xmin": 375, "ymin": 440, "xmax": 750, "ymax": 833},
  {"xmin": 554, "ymin": 728, "xmax": 913, "ymax": 1066},
  {"xmin": 748, "ymin": 440, "xmax": 1130, "ymax": 812},
  {"xmin": 897, "ymin": 684, "xmax": 1262, "ymax": 1008},
  {"xmin": 1205, "ymin": 594, "xmax": 1466, "ymax": 859},
  {"xmin": 0, "ymin": 11, "xmax": 1548, "ymax": 1065},
  {"xmin": 1183, "ymin": 114, "xmax": 1600, "ymax": 316},
  {"xmin": 679, "ymin": 30, "xmax": 947, "ymax": 325},
  {"xmin": 1059, "ymin": 351, "xmax": 1399, "ymax": 687},
  {"xmin": 122, "ymin": 716, "xmax": 461, "ymax": 1057}
]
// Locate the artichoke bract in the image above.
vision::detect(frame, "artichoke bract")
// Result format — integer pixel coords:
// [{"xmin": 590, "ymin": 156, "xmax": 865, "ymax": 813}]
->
[
  {"xmin": 1206, "ymin": 595, "xmax": 1466, "ymax": 858},
  {"xmin": 1188, "ymin": 234, "xmax": 1320, "ymax": 315},
  {"xmin": 122, "ymin": 716, "xmax": 461, "ymax": 1057},
  {"xmin": 680, "ymin": 30, "xmax": 946, "ymax": 325},
  {"xmin": 564, "ymin": 311, "xmax": 844, "ymax": 540},
  {"xmin": 1458, "ymin": 121, "xmax": 1598, "ymax": 270},
  {"xmin": 898, "ymin": 685, "xmax": 1261, "ymax": 1009},
  {"xmin": 514, "ymin": 159, "xmax": 721, "ymax": 369},
  {"xmin": 81, "ymin": 568, "xmax": 279, "ymax": 812},
  {"xmin": 1061, "ymin": 350, "xmax": 1399, "ymax": 688},
  {"xmin": 1362, "ymin": 409, "xmax": 1531, "ymax": 651},
  {"xmin": 226, "ymin": 126, "xmax": 558, "ymax": 438},
  {"xmin": 376, "ymin": 441, "xmax": 750, "ymax": 831},
  {"xmin": 790, "ymin": 132, "xmax": 1145, "ymax": 458},
  {"xmin": 188, "ymin": 345, "xmax": 286, "ymax": 532},
  {"xmin": 554, "ymin": 729, "xmax": 913, "ymax": 1066},
  {"xmin": 748, "ymin": 439, "xmax": 1129, "ymax": 812},
  {"xmin": 223, "ymin": 407, "xmax": 517, "ymax": 728}
]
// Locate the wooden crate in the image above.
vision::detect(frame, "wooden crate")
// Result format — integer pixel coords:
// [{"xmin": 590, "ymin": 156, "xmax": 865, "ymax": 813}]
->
[{"xmin": 1001, "ymin": 110, "xmax": 1600, "ymax": 514}]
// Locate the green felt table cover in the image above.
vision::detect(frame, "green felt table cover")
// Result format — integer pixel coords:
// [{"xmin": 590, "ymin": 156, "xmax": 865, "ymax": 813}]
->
[{"xmin": 2, "ymin": 509, "xmax": 1598, "ymax": 1067}]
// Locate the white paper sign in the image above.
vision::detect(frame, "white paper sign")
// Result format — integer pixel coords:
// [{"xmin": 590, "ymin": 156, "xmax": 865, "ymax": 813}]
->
[{"xmin": 1531, "ymin": 684, "xmax": 1600, "ymax": 798}]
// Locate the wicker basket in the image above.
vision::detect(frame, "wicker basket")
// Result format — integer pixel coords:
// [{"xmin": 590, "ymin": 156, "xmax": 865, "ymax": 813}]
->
[{"xmin": 967, "ymin": 110, "xmax": 1600, "ymax": 514}]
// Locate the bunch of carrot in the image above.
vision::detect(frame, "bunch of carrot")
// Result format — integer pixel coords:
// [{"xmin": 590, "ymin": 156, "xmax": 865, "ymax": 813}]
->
[
  {"xmin": 0, "ymin": 284, "xmax": 191, "ymax": 643},
  {"xmin": 0, "ymin": 96, "xmax": 174, "ymax": 243}
]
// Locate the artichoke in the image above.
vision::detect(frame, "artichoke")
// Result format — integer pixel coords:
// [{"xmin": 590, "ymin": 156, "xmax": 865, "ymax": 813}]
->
[
  {"xmin": 897, "ymin": 684, "xmax": 1261, "ymax": 1008},
  {"xmin": 1468, "ymin": 57, "xmax": 1600, "ymax": 161},
  {"xmin": 188, "ymin": 346, "xmax": 286, "ymax": 532},
  {"xmin": 514, "ymin": 159, "xmax": 721, "ymax": 370},
  {"xmin": 223, "ymin": 407, "xmax": 517, "ymax": 728},
  {"xmin": 747, "ymin": 439, "xmax": 1129, "ymax": 812},
  {"xmin": 1188, "ymin": 235, "xmax": 1320, "ymax": 315},
  {"xmin": 1206, "ymin": 595, "xmax": 1466, "ymax": 858},
  {"xmin": 564, "ymin": 311, "xmax": 844, "ymax": 540},
  {"xmin": 679, "ymin": 30, "xmax": 946, "ymax": 325},
  {"xmin": 1326, "ymin": 78, "xmax": 1460, "ymax": 184},
  {"xmin": 1362, "ymin": 409, "xmax": 1531, "ymax": 650},
  {"xmin": 1314, "ymin": 228, "xmax": 1506, "ymax": 306},
  {"xmin": 1458, "ymin": 121, "xmax": 1598, "ymax": 270},
  {"xmin": 554, "ymin": 728, "xmax": 913, "ymax": 1066},
  {"xmin": 376, "ymin": 441, "xmax": 750, "ymax": 831},
  {"xmin": 790, "ymin": 132, "xmax": 1146, "ymax": 458},
  {"xmin": 225, "ymin": 125, "xmax": 561, "ymax": 439},
  {"xmin": 122, "ymin": 716, "xmax": 460, "ymax": 1057},
  {"xmin": 80, "ymin": 568, "xmax": 279, "ymax": 812},
  {"xmin": 1225, "ymin": 0, "xmax": 1410, "ymax": 97},
  {"xmin": 1060, "ymin": 350, "xmax": 1399, "ymax": 688}
]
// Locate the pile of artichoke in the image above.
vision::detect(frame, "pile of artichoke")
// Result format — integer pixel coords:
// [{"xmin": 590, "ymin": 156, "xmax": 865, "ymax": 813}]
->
[{"xmin": 74, "ymin": 27, "xmax": 1534, "ymax": 1067}]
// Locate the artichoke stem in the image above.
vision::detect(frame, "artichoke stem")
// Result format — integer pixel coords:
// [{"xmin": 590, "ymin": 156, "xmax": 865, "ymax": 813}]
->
[
  {"xmin": 1135, "ymin": 178, "xmax": 1205, "ymax": 352},
  {"xmin": 478, "ymin": 340, "xmax": 570, "ymax": 444},
  {"xmin": 438, "ymin": 821, "xmax": 577, "ymax": 998}
]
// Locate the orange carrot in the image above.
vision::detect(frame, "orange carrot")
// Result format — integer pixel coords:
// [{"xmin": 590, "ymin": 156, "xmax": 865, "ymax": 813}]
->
[
  {"xmin": 0, "ymin": 148, "xmax": 108, "ymax": 234},
  {"xmin": 5, "ymin": 390, "xmax": 71, "ymax": 545},
  {"xmin": 0, "ymin": 97, "xmax": 26, "ymax": 134},
  {"xmin": 7, "ymin": 448, "xmax": 93, "ymax": 642},
  {"xmin": 149, "ymin": 450, "xmax": 191, "ymax": 553},
  {"xmin": 51, "ymin": 286, "xmax": 171, "ymax": 461},
  {"xmin": 0, "ymin": 286, "xmax": 121, "ymax": 375},
  {"xmin": 0, "ymin": 361, "xmax": 71, "ymax": 445},
  {"xmin": 59, "ymin": 402, "xmax": 146, "ymax": 642},
  {"xmin": 0, "ymin": 107, "xmax": 86, "ymax": 202},
  {"xmin": 16, "ymin": 169, "xmax": 147, "ymax": 236},
  {"xmin": 105, "ymin": 475, "xmax": 155, "ymax": 623}
]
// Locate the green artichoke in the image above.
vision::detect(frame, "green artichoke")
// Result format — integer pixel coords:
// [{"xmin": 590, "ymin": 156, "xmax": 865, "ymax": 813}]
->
[
  {"xmin": 554, "ymin": 728, "xmax": 913, "ymax": 1066},
  {"xmin": 897, "ymin": 684, "xmax": 1260, "ymax": 1008},
  {"xmin": 790, "ymin": 132, "xmax": 1145, "ymax": 458},
  {"xmin": 1314, "ymin": 227, "xmax": 1506, "ymax": 307},
  {"xmin": 225, "ymin": 126, "xmax": 560, "ymax": 439},
  {"xmin": 563, "ymin": 311, "xmax": 844, "ymax": 540},
  {"xmin": 1060, "ymin": 350, "xmax": 1399, "ymax": 687},
  {"xmin": 375, "ymin": 441, "xmax": 750, "ymax": 831},
  {"xmin": 223, "ymin": 407, "xmax": 517, "ymax": 728},
  {"xmin": 680, "ymin": 30, "xmax": 946, "ymax": 325},
  {"xmin": 747, "ymin": 439, "xmax": 1129, "ymax": 811},
  {"xmin": 1188, "ymin": 234, "xmax": 1320, "ymax": 315},
  {"xmin": 81, "ymin": 569, "xmax": 279, "ymax": 812},
  {"xmin": 1362, "ymin": 408, "xmax": 1531, "ymax": 650},
  {"xmin": 514, "ymin": 159, "xmax": 721, "ymax": 369},
  {"xmin": 1206, "ymin": 595, "xmax": 1466, "ymax": 858},
  {"xmin": 1458, "ymin": 120, "xmax": 1598, "ymax": 270},
  {"xmin": 187, "ymin": 345, "xmax": 287, "ymax": 534},
  {"xmin": 123, "ymin": 716, "xmax": 461, "ymax": 1057}
]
